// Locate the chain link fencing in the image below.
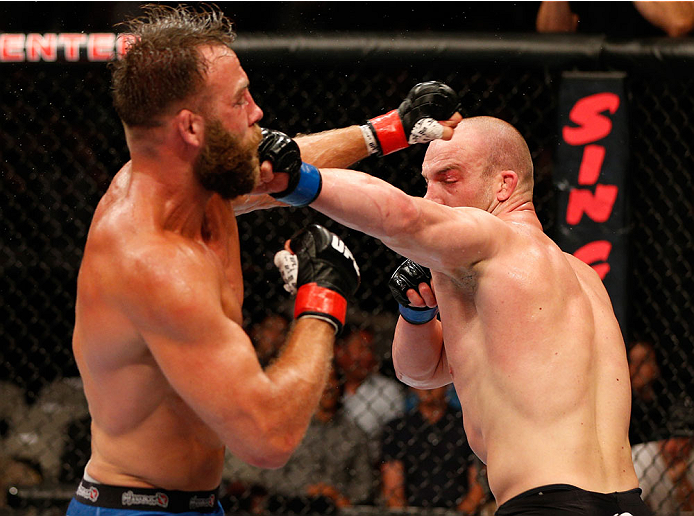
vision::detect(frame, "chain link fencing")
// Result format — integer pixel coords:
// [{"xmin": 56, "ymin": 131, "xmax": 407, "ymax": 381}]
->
[{"xmin": 1, "ymin": 34, "xmax": 693, "ymax": 515}]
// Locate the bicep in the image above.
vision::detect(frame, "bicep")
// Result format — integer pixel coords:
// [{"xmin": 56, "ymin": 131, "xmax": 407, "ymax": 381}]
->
[
  {"xmin": 386, "ymin": 203, "xmax": 504, "ymax": 275},
  {"xmin": 143, "ymin": 307, "xmax": 265, "ymax": 429},
  {"xmin": 315, "ymin": 168, "xmax": 502, "ymax": 271}
]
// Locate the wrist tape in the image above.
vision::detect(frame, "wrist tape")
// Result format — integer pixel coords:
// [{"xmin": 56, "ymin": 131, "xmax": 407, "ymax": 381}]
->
[
  {"xmin": 295, "ymin": 283, "xmax": 347, "ymax": 334},
  {"xmin": 399, "ymin": 304, "xmax": 439, "ymax": 325},
  {"xmin": 275, "ymin": 163, "xmax": 322, "ymax": 207},
  {"xmin": 360, "ymin": 110, "xmax": 408, "ymax": 156}
]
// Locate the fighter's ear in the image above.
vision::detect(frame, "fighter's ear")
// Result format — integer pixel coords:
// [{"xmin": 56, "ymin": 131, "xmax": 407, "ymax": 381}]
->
[
  {"xmin": 175, "ymin": 109, "xmax": 205, "ymax": 148},
  {"xmin": 497, "ymin": 170, "xmax": 518, "ymax": 201}
]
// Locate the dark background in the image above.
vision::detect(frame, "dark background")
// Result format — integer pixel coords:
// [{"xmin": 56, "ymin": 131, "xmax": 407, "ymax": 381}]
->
[
  {"xmin": 0, "ymin": 2, "xmax": 542, "ymax": 34},
  {"xmin": 1, "ymin": 3, "xmax": 693, "ymax": 514}
]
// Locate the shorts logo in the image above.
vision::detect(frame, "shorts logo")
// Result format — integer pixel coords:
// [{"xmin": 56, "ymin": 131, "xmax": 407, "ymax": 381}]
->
[
  {"xmin": 121, "ymin": 491, "xmax": 169, "ymax": 508},
  {"xmin": 76, "ymin": 484, "xmax": 99, "ymax": 502},
  {"xmin": 189, "ymin": 495, "xmax": 216, "ymax": 509}
]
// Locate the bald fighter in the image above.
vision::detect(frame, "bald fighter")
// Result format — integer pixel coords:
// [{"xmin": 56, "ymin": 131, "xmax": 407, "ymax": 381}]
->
[
  {"xmin": 260, "ymin": 117, "xmax": 653, "ymax": 515},
  {"xmin": 68, "ymin": 5, "xmax": 461, "ymax": 516}
]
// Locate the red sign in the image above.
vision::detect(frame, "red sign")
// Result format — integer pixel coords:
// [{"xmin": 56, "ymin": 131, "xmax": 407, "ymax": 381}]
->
[
  {"xmin": 555, "ymin": 72, "xmax": 629, "ymax": 333},
  {"xmin": 0, "ymin": 33, "xmax": 137, "ymax": 62}
]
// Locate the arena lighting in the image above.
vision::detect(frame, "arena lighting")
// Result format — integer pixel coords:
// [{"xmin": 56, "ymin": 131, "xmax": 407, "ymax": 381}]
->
[{"xmin": 0, "ymin": 33, "xmax": 137, "ymax": 62}]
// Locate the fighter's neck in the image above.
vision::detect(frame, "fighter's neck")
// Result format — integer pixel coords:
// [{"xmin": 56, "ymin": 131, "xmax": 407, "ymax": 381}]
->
[
  {"xmin": 495, "ymin": 200, "xmax": 542, "ymax": 230},
  {"xmin": 125, "ymin": 155, "xmax": 212, "ymax": 239}
]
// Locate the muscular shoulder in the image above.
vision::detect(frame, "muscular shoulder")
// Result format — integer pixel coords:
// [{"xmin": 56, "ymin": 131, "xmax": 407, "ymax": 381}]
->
[
  {"xmin": 87, "ymin": 221, "xmax": 217, "ymax": 318},
  {"xmin": 470, "ymin": 223, "xmax": 582, "ymax": 303},
  {"xmin": 564, "ymin": 255, "xmax": 624, "ymax": 340},
  {"xmin": 128, "ymin": 234, "xmax": 219, "ymax": 310},
  {"xmin": 465, "ymin": 216, "xmax": 543, "ymax": 273},
  {"xmin": 417, "ymin": 206, "xmax": 511, "ymax": 275},
  {"xmin": 564, "ymin": 252, "xmax": 611, "ymax": 301}
]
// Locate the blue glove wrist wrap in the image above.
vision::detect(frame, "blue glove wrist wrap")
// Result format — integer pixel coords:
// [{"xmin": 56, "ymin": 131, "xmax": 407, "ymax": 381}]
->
[
  {"xmin": 398, "ymin": 304, "xmax": 439, "ymax": 325},
  {"xmin": 276, "ymin": 163, "xmax": 322, "ymax": 207}
]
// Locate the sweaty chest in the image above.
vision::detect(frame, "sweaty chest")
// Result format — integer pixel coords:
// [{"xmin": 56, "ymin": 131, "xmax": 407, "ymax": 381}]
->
[
  {"xmin": 219, "ymin": 278, "xmax": 243, "ymax": 324},
  {"xmin": 201, "ymin": 202, "xmax": 244, "ymax": 323},
  {"xmin": 204, "ymin": 242, "xmax": 243, "ymax": 323},
  {"xmin": 432, "ymin": 270, "xmax": 477, "ymax": 318}
]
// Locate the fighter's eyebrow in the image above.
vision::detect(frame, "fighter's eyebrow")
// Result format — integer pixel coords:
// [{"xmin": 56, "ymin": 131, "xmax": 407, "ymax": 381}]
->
[
  {"xmin": 432, "ymin": 165, "xmax": 458, "ymax": 177},
  {"xmin": 232, "ymin": 80, "xmax": 250, "ymax": 100}
]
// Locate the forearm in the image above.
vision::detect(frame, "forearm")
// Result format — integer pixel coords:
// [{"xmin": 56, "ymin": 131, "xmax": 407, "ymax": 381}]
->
[
  {"xmin": 458, "ymin": 465, "xmax": 485, "ymax": 514},
  {"xmin": 256, "ymin": 82, "xmax": 460, "ymax": 215},
  {"xmin": 231, "ymin": 193, "xmax": 286, "ymax": 215},
  {"xmin": 256, "ymin": 318, "xmax": 335, "ymax": 465},
  {"xmin": 381, "ymin": 461, "xmax": 407, "ymax": 508},
  {"xmin": 673, "ymin": 474, "xmax": 694, "ymax": 510},
  {"xmin": 265, "ymin": 316, "xmax": 334, "ymax": 405},
  {"xmin": 243, "ymin": 126, "xmax": 370, "ymax": 215},
  {"xmin": 296, "ymin": 126, "xmax": 369, "ymax": 169},
  {"xmin": 536, "ymin": 1, "xmax": 578, "ymax": 32},
  {"xmin": 240, "ymin": 225, "xmax": 356, "ymax": 467},
  {"xmin": 634, "ymin": 1, "xmax": 694, "ymax": 37},
  {"xmin": 296, "ymin": 81, "xmax": 459, "ymax": 168},
  {"xmin": 312, "ymin": 168, "xmax": 421, "ymax": 254},
  {"xmin": 392, "ymin": 317, "xmax": 450, "ymax": 388}
]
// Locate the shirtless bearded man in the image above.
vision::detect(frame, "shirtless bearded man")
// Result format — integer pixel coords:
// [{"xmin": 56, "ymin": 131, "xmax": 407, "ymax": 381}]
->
[{"xmin": 68, "ymin": 5, "xmax": 460, "ymax": 516}]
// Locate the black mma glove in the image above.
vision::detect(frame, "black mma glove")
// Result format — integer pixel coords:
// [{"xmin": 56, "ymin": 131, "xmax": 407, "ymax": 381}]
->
[
  {"xmin": 258, "ymin": 127, "xmax": 322, "ymax": 207},
  {"xmin": 274, "ymin": 224, "xmax": 360, "ymax": 334},
  {"xmin": 361, "ymin": 81, "xmax": 460, "ymax": 156},
  {"xmin": 389, "ymin": 259, "xmax": 439, "ymax": 325}
]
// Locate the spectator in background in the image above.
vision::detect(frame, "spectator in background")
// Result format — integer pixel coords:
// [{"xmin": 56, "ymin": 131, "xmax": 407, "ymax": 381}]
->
[
  {"xmin": 0, "ymin": 381, "xmax": 41, "ymax": 508},
  {"xmin": 660, "ymin": 435, "xmax": 694, "ymax": 510},
  {"xmin": 381, "ymin": 386, "xmax": 486, "ymax": 514},
  {"xmin": 536, "ymin": 1, "xmax": 694, "ymax": 37},
  {"xmin": 0, "ymin": 381, "xmax": 26, "ymax": 440},
  {"xmin": 633, "ymin": 433, "xmax": 694, "ymax": 512},
  {"xmin": 628, "ymin": 340, "xmax": 694, "ymax": 512},
  {"xmin": 250, "ymin": 313, "xmax": 290, "ymax": 367},
  {"xmin": 628, "ymin": 340, "xmax": 667, "ymax": 445},
  {"xmin": 3, "ymin": 377, "xmax": 89, "ymax": 485},
  {"xmin": 1, "ymin": 378, "xmax": 89, "ymax": 508},
  {"xmin": 335, "ymin": 326, "xmax": 406, "ymax": 443},
  {"xmin": 0, "ymin": 457, "xmax": 43, "ymax": 509}
]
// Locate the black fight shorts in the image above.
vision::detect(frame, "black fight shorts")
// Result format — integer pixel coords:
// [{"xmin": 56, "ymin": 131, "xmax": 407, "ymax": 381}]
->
[
  {"xmin": 67, "ymin": 478, "xmax": 223, "ymax": 516},
  {"xmin": 495, "ymin": 484, "xmax": 653, "ymax": 516}
]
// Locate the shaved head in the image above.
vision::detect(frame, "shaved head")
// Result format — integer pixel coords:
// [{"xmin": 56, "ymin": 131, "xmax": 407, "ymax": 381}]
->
[
  {"xmin": 459, "ymin": 117, "xmax": 534, "ymax": 191},
  {"xmin": 422, "ymin": 116, "xmax": 535, "ymax": 211}
]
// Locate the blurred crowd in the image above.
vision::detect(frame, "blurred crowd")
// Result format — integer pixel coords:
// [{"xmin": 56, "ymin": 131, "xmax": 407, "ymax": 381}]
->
[
  {"xmin": 1, "ymin": 1, "xmax": 693, "ymax": 514},
  {"xmin": 3, "ymin": 312, "xmax": 692, "ymax": 514}
]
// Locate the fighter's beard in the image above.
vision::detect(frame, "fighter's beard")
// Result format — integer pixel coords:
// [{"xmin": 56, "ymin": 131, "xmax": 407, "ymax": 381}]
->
[{"xmin": 194, "ymin": 119, "xmax": 262, "ymax": 200}]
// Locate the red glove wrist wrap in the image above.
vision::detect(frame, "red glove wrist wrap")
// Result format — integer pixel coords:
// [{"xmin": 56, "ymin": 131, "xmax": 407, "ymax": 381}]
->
[
  {"xmin": 294, "ymin": 283, "xmax": 347, "ymax": 329},
  {"xmin": 369, "ymin": 109, "xmax": 408, "ymax": 156}
]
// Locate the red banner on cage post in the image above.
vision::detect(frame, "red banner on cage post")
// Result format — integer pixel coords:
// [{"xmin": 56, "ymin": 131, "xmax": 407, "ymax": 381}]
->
[{"xmin": 554, "ymin": 72, "xmax": 629, "ymax": 335}]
